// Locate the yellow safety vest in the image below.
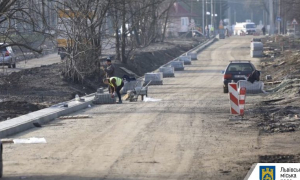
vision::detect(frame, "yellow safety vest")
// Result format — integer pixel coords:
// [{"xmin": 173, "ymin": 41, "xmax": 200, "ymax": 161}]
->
[{"xmin": 109, "ymin": 77, "xmax": 122, "ymax": 87}]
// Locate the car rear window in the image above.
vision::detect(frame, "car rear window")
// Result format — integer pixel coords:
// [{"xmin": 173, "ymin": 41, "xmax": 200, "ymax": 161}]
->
[
  {"xmin": 227, "ymin": 63, "xmax": 254, "ymax": 72},
  {"xmin": 0, "ymin": 47, "xmax": 6, "ymax": 52}
]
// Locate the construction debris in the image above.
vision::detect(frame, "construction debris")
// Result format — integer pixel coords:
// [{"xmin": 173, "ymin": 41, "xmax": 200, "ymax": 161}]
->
[
  {"xmin": 278, "ymin": 61, "xmax": 286, "ymax": 66},
  {"xmin": 59, "ymin": 115, "xmax": 91, "ymax": 119},
  {"xmin": 13, "ymin": 137, "xmax": 47, "ymax": 144},
  {"xmin": 1, "ymin": 138, "xmax": 47, "ymax": 144},
  {"xmin": 265, "ymin": 75, "xmax": 272, "ymax": 81}
]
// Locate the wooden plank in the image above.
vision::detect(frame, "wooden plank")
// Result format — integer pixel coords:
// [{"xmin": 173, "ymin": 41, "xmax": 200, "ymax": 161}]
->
[
  {"xmin": 278, "ymin": 61, "xmax": 286, "ymax": 66},
  {"xmin": 1, "ymin": 139, "xmax": 14, "ymax": 144}
]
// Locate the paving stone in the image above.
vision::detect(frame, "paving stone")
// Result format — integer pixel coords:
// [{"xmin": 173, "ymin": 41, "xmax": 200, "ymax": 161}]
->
[
  {"xmin": 144, "ymin": 73, "xmax": 163, "ymax": 85},
  {"xmin": 179, "ymin": 56, "xmax": 192, "ymax": 65},
  {"xmin": 97, "ymin": 88, "xmax": 104, "ymax": 93},
  {"xmin": 250, "ymin": 50, "xmax": 263, "ymax": 57},
  {"xmin": 251, "ymin": 42, "xmax": 263, "ymax": 51},
  {"xmin": 143, "ymin": 80, "xmax": 163, "ymax": 86},
  {"xmin": 170, "ymin": 61, "xmax": 184, "ymax": 71},
  {"xmin": 93, "ymin": 93, "xmax": 116, "ymax": 104},
  {"xmin": 159, "ymin": 67, "xmax": 175, "ymax": 78},
  {"xmin": 187, "ymin": 52, "xmax": 197, "ymax": 60}
]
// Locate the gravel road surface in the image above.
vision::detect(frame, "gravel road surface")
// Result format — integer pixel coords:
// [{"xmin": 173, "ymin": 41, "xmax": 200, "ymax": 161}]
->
[{"xmin": 3, "ymin": 36, "xmax": 300, "ymax": 180}]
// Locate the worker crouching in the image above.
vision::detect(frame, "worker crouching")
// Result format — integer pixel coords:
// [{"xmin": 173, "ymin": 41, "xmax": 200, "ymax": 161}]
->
[{"xmin": 103, "ymin": 77, "xmax": 124, "ymax": 104}]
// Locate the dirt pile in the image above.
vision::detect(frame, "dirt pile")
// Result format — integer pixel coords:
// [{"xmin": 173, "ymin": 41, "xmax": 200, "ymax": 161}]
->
[
  {"xmin": 0, "ymin": 39, "xmax": 200, "ymax": 121},
  {"xmin": 254, "ymin": 105, "xmax": 300, "ymax": 133},
  {"xmin": 0, "ymin": 101, "xmax": 46, "ymax": 121},
  {"xmin": 249, "ymin": 35, "xmax": 300, "ymax": 133}
]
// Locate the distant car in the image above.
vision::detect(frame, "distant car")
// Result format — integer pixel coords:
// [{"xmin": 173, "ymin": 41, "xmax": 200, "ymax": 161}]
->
[
  {"xmin": 222, "ymin": 60, "xmax": 256, "ymax": 93},
  {"xmin": 0, "ymin": 140, "xmax": 2, "ymax": 178},
  {"xmin": 0, "ymin": 43, "xmax": 16, "ymax": 68}
]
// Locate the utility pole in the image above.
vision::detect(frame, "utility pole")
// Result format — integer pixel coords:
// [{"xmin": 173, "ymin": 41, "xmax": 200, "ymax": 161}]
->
[
  {"xmin": 234, "ymin": 10, "xmax": 236, "ymax": 24},
  {"xmin": 263, "ymin": 10, "xmax": 265, "ymax": 25},
  {"xmin": 203, "ymin": 0, "xmax": 205, "ymax": 31},
  {"xmin": 211, "ymin": 0, "xmax": 213, "ymax": 30},
  {"xmin": 278, "ymin": 0, "xmax": 281, "ymax": 34},
  {"xmin": 228, "ymin": 6, "xmax": 231, "ymax": 27},
  {"xmin": 206, "ymin": 0, "xmax": 208, "ymax": 29},
  {"xmin": 220, "ymin": 0, "xmax": 222, "ymax": 23},
  {"xmin": 214, "ymin": 0, "xmax": 216, "ymax": 29},
  {"xmin": 269, "ymin": 0, "xmax": 274, "ymax": 35},
  {"xmin": 191, "ymin": 0, "xmax": 192, "ymax": 14}
]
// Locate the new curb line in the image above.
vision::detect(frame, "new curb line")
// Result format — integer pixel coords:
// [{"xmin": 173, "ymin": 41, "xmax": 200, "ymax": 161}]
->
[{"xmin": 0, "ymin": 37, "xmax": 217, "ymax": 138}]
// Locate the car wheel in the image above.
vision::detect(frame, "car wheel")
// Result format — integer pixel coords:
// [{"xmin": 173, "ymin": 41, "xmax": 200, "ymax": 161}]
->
[
  {"xmin": 223, "ymin": 87, "xmax": 228, "ymax": 93},
  {"xmin": 7, "ymin": 65, "xmax": 11, "ymax": 68},
  {"xmin": 12, "ymin": 63, "xmax": 16, "ymax": 68},
  {"xmin": 0, "ymin": 143, "xmax": 3, "ymax": 178}
]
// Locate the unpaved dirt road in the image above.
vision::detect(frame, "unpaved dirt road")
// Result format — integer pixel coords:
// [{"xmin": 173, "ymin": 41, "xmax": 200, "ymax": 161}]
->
[{"xmin": 3, "ymin": 36, "xmax": 300, "ymax": 180}]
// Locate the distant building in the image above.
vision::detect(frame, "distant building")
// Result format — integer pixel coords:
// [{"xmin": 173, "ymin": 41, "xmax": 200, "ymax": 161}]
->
[{"xmin": 166, "ymin": 2, "xmax": 198, "ymax": 37}]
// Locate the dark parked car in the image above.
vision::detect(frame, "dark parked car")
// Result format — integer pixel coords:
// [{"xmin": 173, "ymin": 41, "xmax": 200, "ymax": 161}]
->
[{"xmin": 222, "ymin": 60, "xmax": 256, "ymax": 93}]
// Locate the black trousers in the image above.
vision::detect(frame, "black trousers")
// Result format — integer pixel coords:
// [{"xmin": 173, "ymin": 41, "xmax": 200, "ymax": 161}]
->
[{"xmin": 115, "ymin": 82, "xmax": 124, "ymax": 101}]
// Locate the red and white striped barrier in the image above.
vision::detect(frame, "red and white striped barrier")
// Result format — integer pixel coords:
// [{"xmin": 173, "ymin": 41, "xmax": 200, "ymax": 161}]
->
[
  {"xmin": 239, "ymin": 87, "xmax": 246, "ymax": 116},
  {"xmin": 228, "ymin": 83, "xmax": 247, "ymax": 117},
  {"xmin": 228, "ymin": 83, "xmax": 240, "ymax": 115}
]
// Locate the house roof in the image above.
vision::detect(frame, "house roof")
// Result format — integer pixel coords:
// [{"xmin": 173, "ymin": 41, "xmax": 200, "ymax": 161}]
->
[{"xmin": 170, "ymin": 2, "xmax": 198, "ymax": 17}]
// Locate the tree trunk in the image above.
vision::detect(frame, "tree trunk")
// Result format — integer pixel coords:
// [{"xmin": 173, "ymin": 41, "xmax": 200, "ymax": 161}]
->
[
  {"xmin": 121, "ymin": 0, "xmax": 126, "ymax": 64},
  {"xmin": 128, "ymin": 2, "xmax": 141, "ymax": 46},
  {"xmin": 115, "ymin": 28, "xmax": 121, "ymax": 61},
  {"xmin": 161, "ymin": 3, "xmax": 172, "ymax": 42}
]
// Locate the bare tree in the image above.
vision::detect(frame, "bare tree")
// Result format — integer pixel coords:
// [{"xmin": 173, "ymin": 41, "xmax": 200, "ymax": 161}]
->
[
  {"xmin": 0, "ymin": 0, "xmax": 52, "ymax": 53},
  {"xmin": 54, "ymin": 0, "xmax": 111, "ymax": 82},
  {"xmin": 109, "ymin": 0, "xmax": 176, "ymax": 64}
]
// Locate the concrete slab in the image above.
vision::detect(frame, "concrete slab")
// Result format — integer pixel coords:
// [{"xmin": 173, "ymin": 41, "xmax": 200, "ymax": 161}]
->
[
  {"xmin": 159, "ymin": 67, "xmax": 175, "ymax": 78},
  {"xmin": 238, "ymin": 80, "xmax": 265, "ymax": 94},
  {"xmin": 170, "ymin": 61, "xmax": 184, "ymax": 71},
  {"xmin": 179, "ymin": 56, "xmax": 192, "ymax": 65},
  {"xmin": 187, "ymin": 52, "xmax": 197, "ymax": 60},
  {"xmin": 93, "ymin": 93, "xmax": 116, "ymax": 104},
  {"xmin": 250, "ymin": 50, "xmax": 263, "ymax": 58},
  {"xmin": 144, "ymin": 73, "xmax": 163, "ymax": 85},
  {"xmin": 0, "ymin": 96, "xmax": 94, "ymax": 138}
]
